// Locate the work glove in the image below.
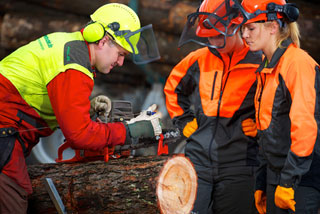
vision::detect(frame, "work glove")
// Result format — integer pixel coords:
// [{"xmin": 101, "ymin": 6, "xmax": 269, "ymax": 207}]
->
[
  {"xmin": 89, "ymin": 95, "xmax": 112, "ymax": 119},
  {"xmin": 274, "ymin": 185, "xmax": 296, "ymax": 212},
  {"xmin": 254, "ymin": 190, "xmax": 267, "ymax": 214},
  {"xmin": 183, "ymin": 118, "xmax": 198, "ymax": 138},
  {"xmin": 241, "ymin": 118, "xmax": 257, "ymax": 137},
  {"xmin": 125, "ymin": 104, "xmax": 162, "ymax": 140}
]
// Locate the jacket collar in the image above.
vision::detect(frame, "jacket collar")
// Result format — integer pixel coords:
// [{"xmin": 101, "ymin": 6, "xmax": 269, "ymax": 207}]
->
[
  {"xmin": 209, "ymin": 41, "xmax": 262, "ymax": 71},
  {"xmin": 256, "ymin": 39, "xmax": 292, "ymax": 74}
]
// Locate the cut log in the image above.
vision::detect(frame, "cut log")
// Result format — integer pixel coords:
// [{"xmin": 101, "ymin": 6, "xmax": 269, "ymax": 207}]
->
[
  {"xmin": 157, "ymin": 155, "xmax": 197, "ymax": 214},
  {"xmin": 27, "ymin": 155, "xmax": 197, "ymax": 214}
]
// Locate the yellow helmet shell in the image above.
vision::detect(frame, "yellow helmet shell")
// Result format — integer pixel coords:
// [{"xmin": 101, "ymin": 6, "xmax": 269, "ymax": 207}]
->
[{"xmin": 90, "ymin": 3, "xmax": 141, "ymax": 53}]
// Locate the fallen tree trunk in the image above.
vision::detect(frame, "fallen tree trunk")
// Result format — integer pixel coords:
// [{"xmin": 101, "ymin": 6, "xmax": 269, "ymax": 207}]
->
[
  {"xmin": 1, "ymin": 0, "xmax": 320, "ymax": 63},
  {"xmin": 27, "ymin": 155, "xmax": 197, "ymax": 214},
  {"xmin": 0, "ymin": 12, "xmax": 87, "ymax": 50},
  {"xmin": 0, "ymin": 0, "xmax": 198, "ymax": 36},
  {"xmin": 0, "ymin": 11, "xmax": 200, "ymax": 66}
]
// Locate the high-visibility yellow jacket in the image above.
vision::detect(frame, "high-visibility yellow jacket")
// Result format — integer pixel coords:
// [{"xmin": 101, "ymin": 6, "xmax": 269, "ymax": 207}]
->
[{"xmin": 0, "ymin": 31, "xmax": 126, "ymax": 194}]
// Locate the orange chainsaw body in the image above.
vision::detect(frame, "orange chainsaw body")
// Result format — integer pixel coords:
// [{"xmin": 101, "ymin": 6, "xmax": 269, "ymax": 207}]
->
[
  {"xmin": 55, "ymin": 134, "xmax": 167, "ymax": 163},
  {"xmin": 55, "ymin": 100, "xmax": 169, "ymax": 163}
]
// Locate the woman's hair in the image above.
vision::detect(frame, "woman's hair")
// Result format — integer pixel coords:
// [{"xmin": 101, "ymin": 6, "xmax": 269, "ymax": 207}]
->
[{"xmin": 265, "ymin": 19, "xmax": 300, "ymax": 48}]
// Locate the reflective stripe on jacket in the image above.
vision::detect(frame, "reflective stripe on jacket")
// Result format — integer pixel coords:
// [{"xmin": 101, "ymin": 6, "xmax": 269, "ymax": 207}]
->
[
  {"xmin": 0, "ymin": 32, "xmax": 127, "ymax": 194},
  {"xmin": 255, "ymin": 39, "xmax": 320, "ymax": 190},
  {"xmin": 164, "ymin": 45, "xmax": 262, "ymax": 167}
]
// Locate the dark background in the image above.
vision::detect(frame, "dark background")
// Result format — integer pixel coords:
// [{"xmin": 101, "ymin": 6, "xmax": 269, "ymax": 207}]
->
[{"xmin": 0, "ymin": 0, "xmax": 319, "ymax": 116}]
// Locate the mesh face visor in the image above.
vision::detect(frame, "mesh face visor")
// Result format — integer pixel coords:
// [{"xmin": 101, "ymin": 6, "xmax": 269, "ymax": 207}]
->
[
  {"xmin": 178, "ymin": 12, "xmax": 211, "ymax": 48},
  {"xmin": 116, "ymin": 24, "xmax": 160, "ymax": 64},
  {"xmin": 178, "ymin": 0, "xmax": 247, "ymax": 49}
]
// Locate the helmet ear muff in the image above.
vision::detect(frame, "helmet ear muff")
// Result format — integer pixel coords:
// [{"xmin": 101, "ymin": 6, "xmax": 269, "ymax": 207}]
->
[
  {"xmin": 83, "ymin": 21, "xmax": 106, "ymax": 43},
  {"xmin": 283, "ymin": 3, "xmax": 299, "ymax": 22},
  {"xmin": 266, "ymin": 2, "xmax": 299, "ymax": 23}
]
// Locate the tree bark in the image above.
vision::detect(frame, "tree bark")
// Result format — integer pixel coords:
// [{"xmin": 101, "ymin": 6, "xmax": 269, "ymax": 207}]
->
[
  {"xmin": 0, "ymin": 12, "xmax": 87, "ymax": 50},
  {"xmin": 27, "ymin": 155, "xmax": 197, "ymax": 214},
  {"xmin": 0, "ymin": 11, "xmax": 200, "ymax": 66},
  {"xmin": 0, "ymin": 0, "xmax": 198, "ymax": 36},
  {"xmin": 1, "ymin": 0, "xmax": 319, "ymax": 64}
]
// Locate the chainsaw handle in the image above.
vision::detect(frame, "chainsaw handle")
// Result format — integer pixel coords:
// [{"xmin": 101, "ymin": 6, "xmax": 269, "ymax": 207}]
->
[
  {"xmin": 56, "ymin": 140, "xmax": 71, "ymax": 162},
  {"xmin": 55, "ymin": 140, "xmax": 82, "ymax": 163},
  {"xmin": 157, "ymin": 134, "xmax": 168, "ymax": 155}
]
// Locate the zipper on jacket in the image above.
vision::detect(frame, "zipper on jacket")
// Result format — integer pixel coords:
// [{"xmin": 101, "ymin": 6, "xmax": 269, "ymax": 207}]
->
[
  {"xmin": 257, "ymin": 73, "xmax": 265, "ymax": 129},
  {"xmin": 211, "ymin": 71, "xmax": 218, "ymax": 100},
  {"xmin": 217, "ymin": 56, "xmax": 232, "ymax": 116},
  {"xmin": 217, "ymin": 72, "xmax": 230, "ymax": 117},
  {"xmin": 208, "ymin": 59, "xmax": 231, "ymax": 163}
]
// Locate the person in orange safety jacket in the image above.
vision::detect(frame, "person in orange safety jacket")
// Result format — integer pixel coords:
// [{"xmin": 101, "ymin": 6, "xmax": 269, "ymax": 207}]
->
[
  {"xmin": 164, "ymin": 0, "xmax": 262, "ymax": 213},
  {"xmin": 241, "ymin": 0, "xmax": 320, "ymax": 213},
  {"xmin": 0, "ymin": 3, "xmax": 162, "ymax": 214}
]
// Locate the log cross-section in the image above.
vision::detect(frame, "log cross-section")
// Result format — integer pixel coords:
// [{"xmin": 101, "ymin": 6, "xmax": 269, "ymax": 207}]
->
[
  {"xmin": 157, "ymin": 155, "xmax": 197, "ymax": 214},
  {"xmin": 27, "ymin": 155, "xmax": 197, "ymax": 214}
]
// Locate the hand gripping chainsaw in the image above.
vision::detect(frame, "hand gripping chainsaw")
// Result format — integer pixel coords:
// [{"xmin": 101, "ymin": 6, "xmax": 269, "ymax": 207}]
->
[{"xmin": 55, "ymin": 100, "xmax": 181, "ymax": 163}]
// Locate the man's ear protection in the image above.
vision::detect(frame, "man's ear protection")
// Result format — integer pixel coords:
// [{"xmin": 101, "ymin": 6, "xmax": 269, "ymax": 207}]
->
[
  {"xmin": 83, "ymin": 21, "xmax": 106, "ymax": 43},
  {"xmin": 83, "ymin": 21, "xmax": 121, "ymax": 43},
  {"xmin": 266, "ymin": 2, "xmax": 299, "ymax": 22}
]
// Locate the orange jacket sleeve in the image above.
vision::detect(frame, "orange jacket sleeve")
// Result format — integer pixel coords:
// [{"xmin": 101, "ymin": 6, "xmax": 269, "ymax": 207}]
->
[
  {"xmin": 279, "ymin": 48, "xmax": 319, "ymax": 188},
  {"xmin": 285, "ymin": 59, "xmax": 318, "ymax": 157},
  {"xmin": 47, "ymin": 69, "xmax": 126, "ymax": 151}
]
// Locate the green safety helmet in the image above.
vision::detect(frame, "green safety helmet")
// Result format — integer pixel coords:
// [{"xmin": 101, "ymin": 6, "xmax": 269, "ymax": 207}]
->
[{"xmin": 83, "ymin": 3, "xmax": 160, "ymax": 64}]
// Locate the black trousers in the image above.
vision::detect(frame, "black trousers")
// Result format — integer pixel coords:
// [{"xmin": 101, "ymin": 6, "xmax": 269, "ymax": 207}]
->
[{"xmin": 190, "ymin": 163, "xmax": 257, "ymax": 214}]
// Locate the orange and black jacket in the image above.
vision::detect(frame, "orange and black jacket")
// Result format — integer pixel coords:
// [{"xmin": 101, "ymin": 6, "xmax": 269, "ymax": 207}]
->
[
  {"xmin": 164, "ymin": 45, "xmax": 262, "ymax": 167},
  {"xmin": 254, "ymin": 39, "xmax": 320, "ymax": 191}
]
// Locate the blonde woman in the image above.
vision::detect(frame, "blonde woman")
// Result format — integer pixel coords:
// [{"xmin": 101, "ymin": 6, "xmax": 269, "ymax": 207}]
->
[{"xmin": 241, "ymin": 0, "xmax": 320, "ymax": 213}]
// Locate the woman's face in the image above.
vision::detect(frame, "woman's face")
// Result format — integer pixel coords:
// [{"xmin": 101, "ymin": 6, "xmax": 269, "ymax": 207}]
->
[{"xmin": 241, "ymin": 22, "xmax": 271, "ymax": 52}]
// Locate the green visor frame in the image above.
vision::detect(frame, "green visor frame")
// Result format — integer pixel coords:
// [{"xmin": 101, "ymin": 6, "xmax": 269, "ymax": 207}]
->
[{"xmin": 114, "ymin": 24, "xmax": 161, "ymax": 65}]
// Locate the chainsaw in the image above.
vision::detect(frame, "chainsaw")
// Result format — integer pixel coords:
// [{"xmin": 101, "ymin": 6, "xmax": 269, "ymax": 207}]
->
[{"xmin": 55, "ymin": 100, "xmax": 181, "ymax": 163}]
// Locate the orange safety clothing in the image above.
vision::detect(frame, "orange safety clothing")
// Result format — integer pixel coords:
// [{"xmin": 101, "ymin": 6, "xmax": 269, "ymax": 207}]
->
[
  {"xmin": 254, "ymin": 190, "xmax": 267, "ymax": 214},
  {"xmin": 254, "ymin": 39, "xmax": 320, "ymax": 191},
  {"xmin": 242, "ymin": 118, "xmax": 258, "ymax": 137},
  {"xmin": 164, "ymin": 45, "xmax": 262, "ymax": 167},
  {"xmin": 183, "ymin": 118, "xmax": 198, "ymax": 138},
  {"xmin": 274, "ymin": 185, "xmax": 296, "ymax": 211},
  {"xmin": 0, "ymin": 32, "xmax": 127, "ymax": 195}
]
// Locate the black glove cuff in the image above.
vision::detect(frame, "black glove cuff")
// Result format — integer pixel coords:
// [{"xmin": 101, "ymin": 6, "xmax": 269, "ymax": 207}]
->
[{"xmin": 172, "ymin": 114, "xmax": 195, "ymax": 133}]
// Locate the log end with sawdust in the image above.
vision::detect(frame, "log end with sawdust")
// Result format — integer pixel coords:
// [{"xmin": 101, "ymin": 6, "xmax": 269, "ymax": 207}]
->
[
  {"xmin": 157, "ymin": 155, "xmax": 197, "ymax": 214},
  {"xmin": 27, "ymin": 155, "xmax": 197, "ymax": 214}
]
